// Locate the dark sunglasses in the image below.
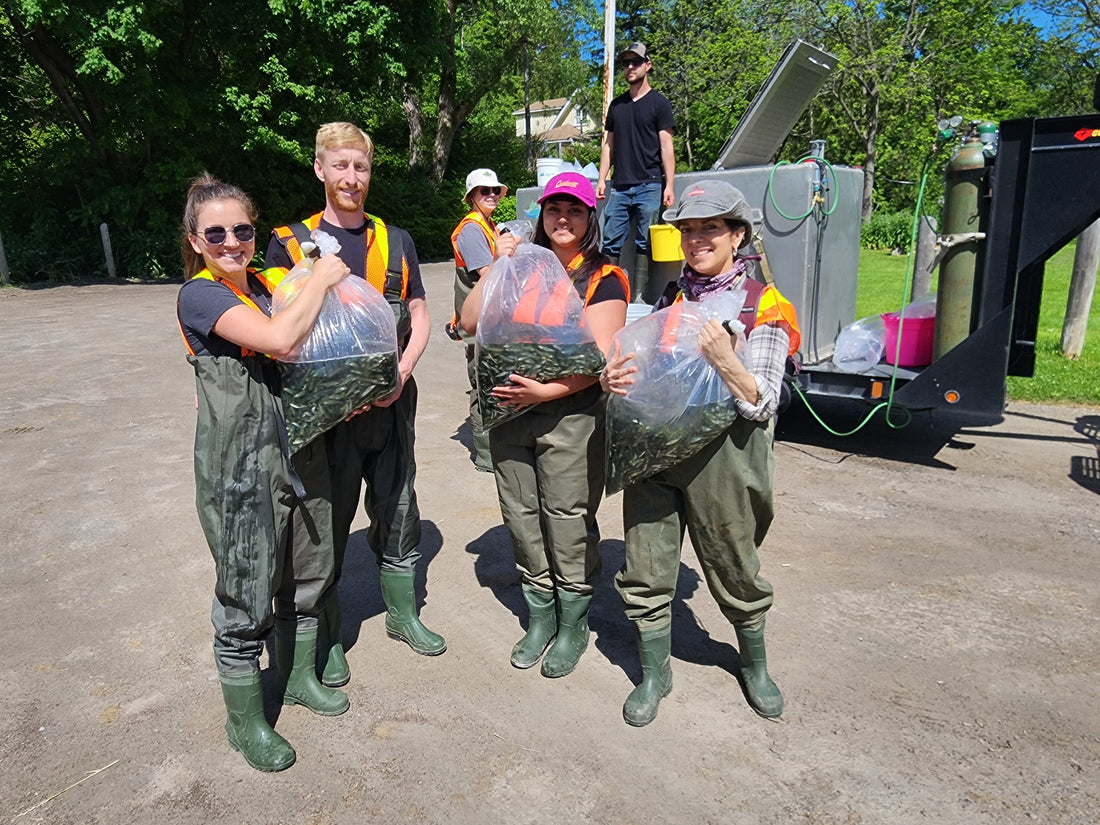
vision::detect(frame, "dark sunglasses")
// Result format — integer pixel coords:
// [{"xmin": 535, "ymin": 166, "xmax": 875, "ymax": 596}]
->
[
  {"xmin": 476, "ymin": 186, "xmax": 502, "ymax": 196},
  {"xmin": 199, "ymin": 223, "xmax": 256, "ymax": 244},
  {"xmin": 622, "ymin": 57, "xmax": 646, "ymax": 68}
]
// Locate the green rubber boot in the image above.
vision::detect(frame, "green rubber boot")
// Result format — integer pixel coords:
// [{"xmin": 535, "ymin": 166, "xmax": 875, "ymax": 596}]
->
[
  {"xmin": 510, "ymin": 584, "xmax": 558, "ymax": 669},
  {"xmin": 219, "ymin": 671, "xmax": 296, "ymax": 772},
  {"xmin": 316, "ymin": 591, "xmax": 350, "ymax": 688},
  {"xmin": 379, "ymin": 571, "xmax": 447, "ymax": 656},
  {"xmin": 623, "ymin": 625, "xmax": 673, "ymax": 727},
  {"xmin": 734, "ymin": 621, "xmax": 784, "ymax": 718},
  {"xmin": 540, "ymin": 591, "xmax": 591, "ymax": 678},
  {"xmin": 276, "ymin": 626, "xmax": 350, "ymax": 716}
]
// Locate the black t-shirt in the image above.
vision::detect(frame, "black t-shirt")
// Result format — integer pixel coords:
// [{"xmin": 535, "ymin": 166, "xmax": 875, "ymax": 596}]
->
[
  {"xmin": 605, "ymin": 88, "xmax": 675, "ymax": 188},
  {"xmin": 264, "ymin": 216, "xmax": 426, "ymax": 300},
  {"xmin": 177, "ymin": 272, "xmax": 272, "ymax": 357}
]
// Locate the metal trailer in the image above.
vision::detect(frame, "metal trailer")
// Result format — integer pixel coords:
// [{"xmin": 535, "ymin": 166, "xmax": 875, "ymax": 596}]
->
[
  {"xmin": 796, "ymin": 114, "xmax": 1100, "ymax": 426},
  {"xmin": 520, "ymin": 35, "xmax": 1100, "ymax": 427}
]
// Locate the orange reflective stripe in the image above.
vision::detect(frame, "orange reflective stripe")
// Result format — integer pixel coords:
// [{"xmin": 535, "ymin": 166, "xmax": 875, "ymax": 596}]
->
[
  {"xmin": 659, "ymin": 301, "xmax": 686, "ymax": 352},
  {"xmin": 512, "ymin": 274, "xmax": 543, "ymax": 324},
  {"xmin": 583, "ymin": 262, "xmax": 630, "ymax": 306},
  {"xmin": 178, "ymin": 323, "xmax": 196, "ymax": 356},
  {"xmin": 450, "ymin": 211, "xmax": 497, "ymax": 268},
  {"xmin": 272, "ymin": 213, "xmax": 323, "ymax": 265},
  {"xmin": 273, "ymin": 225, "xmax": 303, "ymax": 264},
  {"xmin": 184, "ymin": 268, "xmax": 269, "ymax": 357},
  {"xmin": 512, "ymin": 272, "xmax": 575, "ymax": 325},
  {"xmin": 756, "ymin": 286, "xmax": 801, "ymax": 355}
]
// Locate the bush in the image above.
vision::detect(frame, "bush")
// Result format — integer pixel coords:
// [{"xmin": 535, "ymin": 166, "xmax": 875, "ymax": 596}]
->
[
  {"xmin": 563, "ymin": 142, "xmax": 601, "ymax": 167},
  {"xmin": 861, "ymin": 210, "xmax": 914, "ymax": 250}
]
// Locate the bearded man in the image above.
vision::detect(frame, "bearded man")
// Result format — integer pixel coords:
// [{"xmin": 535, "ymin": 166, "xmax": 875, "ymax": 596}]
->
[{"xmin": 266, "ymin": 122, "xmax": 446, "ymax": 692}]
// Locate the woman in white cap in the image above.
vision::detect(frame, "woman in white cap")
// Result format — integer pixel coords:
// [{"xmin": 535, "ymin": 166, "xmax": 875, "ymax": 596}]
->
[
  {"xmin": 461, "ymin": 171, "xmax": 629, "ymax": 679},
  {"xmin": 448, "ymin": 168, "xmax": 509, "ymax": 471},
  {"xmin": 601, "ymin": 179, "xmax": 800, "ymax": 725}
]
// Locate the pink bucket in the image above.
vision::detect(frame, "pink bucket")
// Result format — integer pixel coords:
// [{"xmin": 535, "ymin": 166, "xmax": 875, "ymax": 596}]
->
[{"xmin": 882, "ymin": 312, "xmax": 934, "ymax": 367}]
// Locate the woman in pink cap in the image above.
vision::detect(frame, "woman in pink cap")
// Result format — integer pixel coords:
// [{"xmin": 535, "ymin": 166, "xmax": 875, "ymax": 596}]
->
[{"xmin": 461, "ymin": 171, "xmax": 629, "ymax": 678}]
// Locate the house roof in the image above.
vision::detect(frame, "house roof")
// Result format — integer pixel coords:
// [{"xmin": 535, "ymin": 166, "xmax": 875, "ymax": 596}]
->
[
  {"xmin": 540, "ymin": 125, "xmax": 583, "ymax": 143},
  {"xmin": 512, "ymin": 97, "xmax": 569, "ymax": 116}
]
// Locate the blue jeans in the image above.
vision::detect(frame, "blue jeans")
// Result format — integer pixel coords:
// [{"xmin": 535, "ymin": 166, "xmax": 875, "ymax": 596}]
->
[{"xmin": 601, "ymin": 182, "xmax": 663, "ymax": 258}]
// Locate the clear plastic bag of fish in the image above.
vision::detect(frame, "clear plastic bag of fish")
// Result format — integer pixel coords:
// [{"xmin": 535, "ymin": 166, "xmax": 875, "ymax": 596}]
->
[
  {"xmin": 270, "ymin": 240, "xmax": 399, "ymax": 454},
  {"xmin": 605, "ymin": 288, "xmax": 748, "ymax": 495},
  {"xmin": 832, "ymin": 314, "xmax": 886, "ymax": 372},
  {"xmin": 474, "ymin": 244, "xmax": 606, "ymax": 431}
]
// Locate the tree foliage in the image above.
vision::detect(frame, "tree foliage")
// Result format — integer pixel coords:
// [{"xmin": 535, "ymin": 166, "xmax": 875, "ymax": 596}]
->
[{"xmin": 0, "ymin": 0, "xmax": 1097, "ymax": 282}]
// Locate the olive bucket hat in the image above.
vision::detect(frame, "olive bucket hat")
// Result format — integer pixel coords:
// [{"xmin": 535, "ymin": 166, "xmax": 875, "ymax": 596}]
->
[{"xmin": 662, "ymin": 180, "xmax": 754, "ymax": 248}]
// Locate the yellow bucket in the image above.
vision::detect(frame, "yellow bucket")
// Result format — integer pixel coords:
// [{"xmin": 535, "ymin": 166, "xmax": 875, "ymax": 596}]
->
[{"xmin": 649, "ymin": 223, "xmax": 684, "ymax": 262}]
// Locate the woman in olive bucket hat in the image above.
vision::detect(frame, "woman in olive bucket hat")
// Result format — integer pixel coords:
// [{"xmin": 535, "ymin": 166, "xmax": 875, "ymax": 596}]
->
[{"xmin": 601, "ymin": 179, "xmax": 801, "ymax": 725}]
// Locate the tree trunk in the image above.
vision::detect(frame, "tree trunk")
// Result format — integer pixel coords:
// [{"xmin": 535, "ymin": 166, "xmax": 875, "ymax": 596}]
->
[
  {"xmin": 10, "ymin": 18, "xmax": 116, "ymax": 175},
  {"xmin": 1061, "ymin": 218, "xmax": 1100, "ymax": 359},
  {"xmin": 402, "ymin": 83, "xmax": 425, "ymax": 171},
  {"xmin": 429, "ymin": 0, "xmax": 459, "ymax": 184},
  {"xmin": 911, "ymin": 215, "xmax": 937, "ymax": 301},
  {"xmin": 860, "ymin": 96, "xmax": 879, "ymax": 221}
]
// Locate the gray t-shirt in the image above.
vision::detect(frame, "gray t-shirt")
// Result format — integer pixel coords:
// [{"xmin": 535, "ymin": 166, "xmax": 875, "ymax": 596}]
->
[{"xmin": 455, "ymin": 221, "xmax": 494, "ymax": 275}]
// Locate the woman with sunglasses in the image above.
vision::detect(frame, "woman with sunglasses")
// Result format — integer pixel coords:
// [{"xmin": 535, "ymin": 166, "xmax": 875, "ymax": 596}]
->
[
  {"xmin": 448, "ymin": 168, "xmax": 509, "ymax": 472},
  {"xmin": 461, "ymin": 171, "xmax": 629, "ymax": 678},
  {"xmin": 601, "ymin": 180, "xmax": 800, "ymax": 726},
  {"xmin": 177, "ymin": 173, "xmax": 351, "ymax": 771}
]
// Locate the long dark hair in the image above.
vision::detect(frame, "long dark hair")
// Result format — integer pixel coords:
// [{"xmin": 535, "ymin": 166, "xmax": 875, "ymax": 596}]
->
[
  {"xmin": 180, "ymin": 173, "xmax": 257, "ymax": 279},
  {"xmin": 532, "ymin": 197, "xmax": 609, "ymax": 285}
]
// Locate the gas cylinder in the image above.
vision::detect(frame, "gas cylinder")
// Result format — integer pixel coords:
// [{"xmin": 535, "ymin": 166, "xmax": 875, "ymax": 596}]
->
[{"xmin": 933, "ymin": 134, "xmax": 989, "ymax": 360}]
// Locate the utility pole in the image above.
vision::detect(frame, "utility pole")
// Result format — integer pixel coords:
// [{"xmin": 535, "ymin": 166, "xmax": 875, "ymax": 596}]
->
[
  {"xmin": 602, "ymin": 0, "xmax": 615, "ymax": 120},
  {"xmin": 523, "ymin": 38, "xmax": 533, "ymax": 170}
]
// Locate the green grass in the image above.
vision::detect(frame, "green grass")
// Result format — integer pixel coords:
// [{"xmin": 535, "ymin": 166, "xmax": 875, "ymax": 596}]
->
[{"xmin": 855, "ymin": 243, "xmax": 1100, "ymax": 407}]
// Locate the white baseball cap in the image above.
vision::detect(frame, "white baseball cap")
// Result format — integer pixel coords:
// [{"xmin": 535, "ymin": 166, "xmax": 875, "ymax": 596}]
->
[{"xmin": 464, "ymin": 168, "xmax": 509, "ymax": 198}]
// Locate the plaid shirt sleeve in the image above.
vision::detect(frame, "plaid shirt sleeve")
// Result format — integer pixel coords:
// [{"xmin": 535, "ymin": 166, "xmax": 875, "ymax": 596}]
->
[{"xmin": 733, "ymin": 322, "xmax": 790, "ymax": 421}]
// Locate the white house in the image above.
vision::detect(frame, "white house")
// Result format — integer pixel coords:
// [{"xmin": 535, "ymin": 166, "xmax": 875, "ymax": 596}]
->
[{"xmin": 512, "ymin": 90, "xmax": 599, "ymax": 156}]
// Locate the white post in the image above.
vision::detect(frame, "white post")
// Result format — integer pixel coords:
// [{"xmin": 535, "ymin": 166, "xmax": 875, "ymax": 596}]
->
[
  {"xmin": 100, "ymin": 222, "xmax": 117, "ymax": 278},
  {"xmin": 0, "ymin": 230, "xmax": 9, "ymax": 285}
]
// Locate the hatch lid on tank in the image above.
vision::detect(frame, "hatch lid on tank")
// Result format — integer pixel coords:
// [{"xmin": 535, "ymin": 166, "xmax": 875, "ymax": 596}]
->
[{"xmin": 711, "ymin": 39, "xmax": 838, "ymax": 171}]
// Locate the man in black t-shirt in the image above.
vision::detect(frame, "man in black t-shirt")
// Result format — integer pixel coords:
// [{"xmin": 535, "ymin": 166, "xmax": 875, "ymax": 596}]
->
[
  {"xmin": 596, "ymin": 42, "xmax": 676, "ymax": 303},
  {"xmin": 265, "ymin": 123, "xmax": 446, "ymax": 691}
]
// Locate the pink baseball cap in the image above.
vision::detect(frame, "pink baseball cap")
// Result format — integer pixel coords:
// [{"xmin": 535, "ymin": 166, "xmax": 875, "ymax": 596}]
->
[{"xmin": 537, "ymin": 172, "xmax": 597, "ymax": 209}]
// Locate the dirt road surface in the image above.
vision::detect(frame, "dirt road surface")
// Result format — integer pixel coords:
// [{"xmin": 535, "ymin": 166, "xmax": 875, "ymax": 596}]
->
[{"xmin": 2, "ymin": 264, "xmax": 1098, "ymax": 825}]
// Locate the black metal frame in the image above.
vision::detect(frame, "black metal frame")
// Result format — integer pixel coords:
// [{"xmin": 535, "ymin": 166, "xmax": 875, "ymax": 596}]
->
[{"xmin": 796, "ymin": 113, "xmax": 1100, "ymax": 426}]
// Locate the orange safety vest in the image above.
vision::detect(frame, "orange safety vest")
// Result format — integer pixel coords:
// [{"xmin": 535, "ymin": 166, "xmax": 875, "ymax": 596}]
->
[
  {"xmin": 662, "ymin": 277, "xmax": 801, "ymax": 356},
  {"xmin": 512, "ymin": 254, "xmax": 630, "ymax": 325},
  {"xmin": 448, "ymin": 211, "xmax": 498, "ymax": 334},
  {"xmin": 178, "ymin": 267, "xmax": 289, "ymax": 357},
  {"xmin": 272, "ymin": 212, "xmax": 408, "ymax": 300},
  {"xmin": 450, "ymin": 210, "xmax": 498, "ymax": 269}
]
